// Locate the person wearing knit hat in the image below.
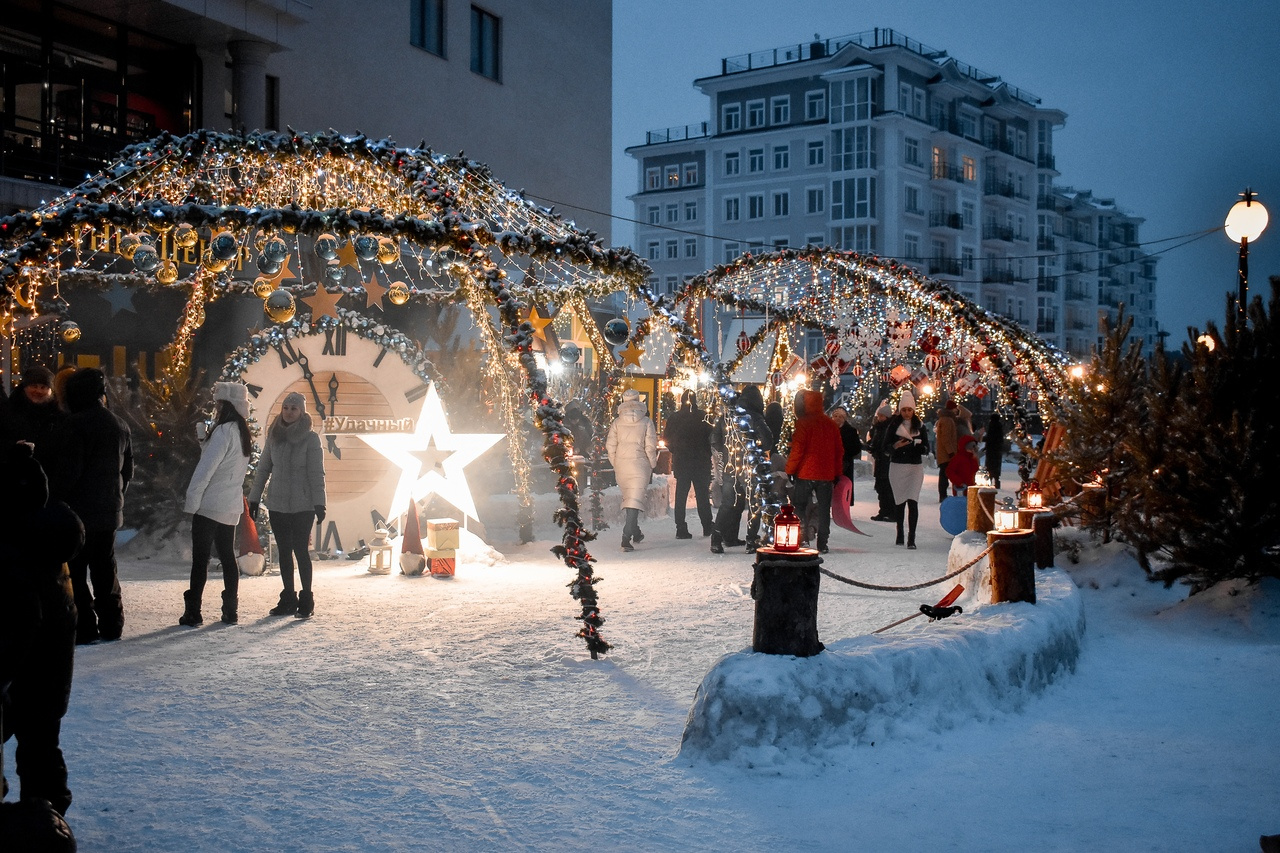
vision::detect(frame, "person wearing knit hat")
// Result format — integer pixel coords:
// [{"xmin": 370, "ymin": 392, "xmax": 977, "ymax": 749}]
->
[
  {"xmin": 606, "ymin": 388, "xmax": 657, "ymax": 551},
  {"xmin": 879, "ymin": 390, "xmax": 929, "ymax": 548},
  {"xmin": 8, "ymin": 364, "xmax": 66, "ymax": 476},
  {"xmin": 248, "ymin": 390, "xmax": 327, "ymax": 617},
  {"xmin": 180, "ymin": 383, "xmax": 253, "ymax": 627},
  {"xmin": 867, "ymin": 400, "xmax": 896, "ymax": 521},
  {"xmin": 57, "ymin": 367, "xmax": 134, "ymax": 644}
]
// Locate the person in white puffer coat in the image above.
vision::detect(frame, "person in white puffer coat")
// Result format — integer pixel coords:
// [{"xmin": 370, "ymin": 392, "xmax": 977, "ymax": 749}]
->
[
  {"xmin": 605, "ymin": 389, "xmax": 657, "ymax": 552},
  {"xmin": 179, "ymin": 382, "xmax": 252, "ymax": 627}
]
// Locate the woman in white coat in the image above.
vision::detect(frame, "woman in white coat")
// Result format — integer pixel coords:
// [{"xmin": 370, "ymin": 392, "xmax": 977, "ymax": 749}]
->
[
  {"xmin": 605, "ymin": 389, "xmax": 657, "ymax": 551},
  {"xmin": 180, "ymin": 382, "xmax": 252, "ymax": 626}
]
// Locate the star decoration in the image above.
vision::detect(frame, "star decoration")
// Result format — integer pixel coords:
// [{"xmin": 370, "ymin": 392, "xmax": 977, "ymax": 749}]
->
[
  {"xmin": 301, "ymin": 284, "xmax": 345, "ymax": 321},
  {"xmin": 619, "ymin": 340, "xmax": 645, "ymax": 368},
  {"xmin": 101, "ymin": 282, "xmax": 137, "ymax": 315},
  {"xmin": 357, "ymin": 383, "xmax": 504, "ymax": 522},
  {"xmin": 362, "ymin": 275, "xmax": 388, "ymax": 309},
  {"xmin": 335, "ymin": 241, "xmax": 360, "ymax": 270},
  {"xmin": 265, "ymin": 254, "xmax": 298, "ymax": 285},
  {"xmin": 523, "ymin": 306, "xmax": 553, "ymax": 341}
]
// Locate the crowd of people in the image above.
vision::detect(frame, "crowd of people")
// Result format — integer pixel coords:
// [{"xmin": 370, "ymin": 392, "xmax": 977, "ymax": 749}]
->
[{"xmin": 605, "ymin": 385, "xmax": 1009, "ymax": 556}]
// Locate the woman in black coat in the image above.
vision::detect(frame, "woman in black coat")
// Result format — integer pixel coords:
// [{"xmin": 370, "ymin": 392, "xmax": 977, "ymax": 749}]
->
[
  {"xmin": 664, "ymin": 390, "xmax": 714, "ymax": 538},
  {"xmin": 879, "ymin": 392, "xmax": 930, "ymax": 548}
]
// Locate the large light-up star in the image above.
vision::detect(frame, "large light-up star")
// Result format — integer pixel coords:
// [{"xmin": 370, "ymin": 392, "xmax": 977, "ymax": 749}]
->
[{"xmin": 357, "ymin": 383, "xmax": 504, "ymax": 523}]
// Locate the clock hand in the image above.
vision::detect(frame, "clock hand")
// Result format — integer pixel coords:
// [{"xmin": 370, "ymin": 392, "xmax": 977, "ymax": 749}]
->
[
  {"xmin": 297, "ymin": 353, "xmax": 340, "ymax": 457},
  {"xmin": 325, "ymin": 373, "xmax": 342, "ymax": 459}
]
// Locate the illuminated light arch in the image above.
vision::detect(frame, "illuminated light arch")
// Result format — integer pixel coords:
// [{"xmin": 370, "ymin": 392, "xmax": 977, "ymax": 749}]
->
[{"xmin": 0, "ymin": 129, "xmax": 651, "ymax": 659}]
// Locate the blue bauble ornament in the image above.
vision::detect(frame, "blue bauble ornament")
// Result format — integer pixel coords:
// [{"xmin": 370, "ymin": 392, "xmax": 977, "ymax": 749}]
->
[
  {"xmin": 132, "ymin": 244, "xmax": 160, "ymax": 273},
  {"xmin": 262, "ymin": 237, "xmax": 289, "ymax": 265},
  {"xmin": 313, "ymin": 233, "xmax": 339, "ymax": 261},
  {"xmin": 603, "ymin": 318, "xmax": 629, "ymax": 346},
  {"xmin": 353, "ymin": 234, "xmax": 379, "ymax": 261},
  {"xmin": 559, "ymin": 343, "xmax": 581, "ymax": 365},
  {"xmin": 210, "ymin": 231, "xmax": 239, "ymax": 261}
]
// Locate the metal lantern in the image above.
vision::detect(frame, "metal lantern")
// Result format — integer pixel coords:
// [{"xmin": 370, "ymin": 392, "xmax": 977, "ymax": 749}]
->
[
  {"xmin": 773, "ymin": 503, "xmax": 803, "ymax": 552},
  {"xmin": 367, "ymin": 525, "xmax": 394, "ymax": 575},
  {"xmin": 975, "ymin": 467, "xmax": 993, "ymax": 488},
  {"xmin": 994, "ymin": 497, "xmax": 1020, "ymax": 531},
  {"xmin": 1025, "ymin": 480, "xmax": 1043, "ymax": 510}
]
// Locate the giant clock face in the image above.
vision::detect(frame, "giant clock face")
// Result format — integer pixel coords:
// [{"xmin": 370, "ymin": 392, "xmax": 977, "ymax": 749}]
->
[{"xmin": 240, "ymin": 326, "xmax": 434, "ymax": 555}]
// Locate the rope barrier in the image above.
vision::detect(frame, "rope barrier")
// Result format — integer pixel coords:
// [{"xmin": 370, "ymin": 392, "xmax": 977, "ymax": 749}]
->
[{"xmin": 818, "ymin": 544, "xmax": 994, "ymax": 592}]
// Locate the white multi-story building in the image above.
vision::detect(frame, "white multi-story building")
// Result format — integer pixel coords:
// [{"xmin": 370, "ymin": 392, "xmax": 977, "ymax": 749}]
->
[{"xmin": 626, "ymin": 28, "xmax": 1157, "ymax": 360}]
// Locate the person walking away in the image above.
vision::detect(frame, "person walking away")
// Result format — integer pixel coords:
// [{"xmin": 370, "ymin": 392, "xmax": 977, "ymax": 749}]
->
[
  {"xmin": 934, "ymin": 399, "xmax": 959, "ymax": 502},
  {"xmin": 0, "ymin": 441, "xmax": 84, "ymax": 822},
  {"xmin": 785, "ymin": 388, "xmax": 844, "ymax": 553},
  {"xmin": 248, "ymin": 391, "xmax": 326, "ymax": 618},
  {"xmin": 710, "ymin": 385, "xmax": 773, "ymax": 553},
  {"xmin": 663, "ymin": 390, "xmax": 714, "ymax": 539},
  {"xmin": 180, "ymin": 383, "xmax": 252, "ymax": 626},
  {"xmin": 867, "ymin": 400, "xmax": 896, "ymax": 521},
  {"xmin": 57, "ymin": 368, "xmax": 133, "ymax": 644},
  {"xmin": 606, "ymin": 389, "xmax": 657, "ymax": 551},
  {"xmin": 984, "ymin": 412, "xmax": 1006, "ymax": 489},
  {"xmin": 829, "ymin": 406, "xmax": 862, "ymax": 504},
  {"xmin": 947, "ymin": 434, "xmax": 980, "ymax": 493},
  {"xmin": 6, "ymin": 366, "xmax": 65, "ymax": 477},
  {"xmin": 881, "ymin": 391, "xmax": 929, "ymax": 548}
]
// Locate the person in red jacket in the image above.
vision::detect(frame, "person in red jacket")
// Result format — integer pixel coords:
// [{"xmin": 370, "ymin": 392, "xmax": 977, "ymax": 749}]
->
[{"xmin": 785, "ymin": 389, "xmax": 844, "ymax": 552}]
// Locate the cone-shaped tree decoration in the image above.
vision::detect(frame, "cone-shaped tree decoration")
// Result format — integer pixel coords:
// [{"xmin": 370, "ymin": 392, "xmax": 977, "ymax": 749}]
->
[
  {"xmin": 236, "ymin": 497, "xmax": 266, "ymax": 576},
  {"xmin": 399, "ymin": 500, "xmax": 427, "ymax": 575}
]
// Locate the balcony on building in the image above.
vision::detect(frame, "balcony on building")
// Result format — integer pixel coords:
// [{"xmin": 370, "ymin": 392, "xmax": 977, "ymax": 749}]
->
[
  {"xmin": 982, "ymin": 224, "xmax": 1016, "ymax": 242},
  {"xmin": 1037, "ymin": 235, "xmax": 1057, "ymax": 251},
  {"xmin": 929, "ymin": 210, "xmax": 964, "ymax": 230},
  {"xmin": 929, "ymin": 257, "xmax": 962, "ymax": 276},
  {"xmin": 642, "ymin": 123, "xmax": 711, "ymax": 146}
]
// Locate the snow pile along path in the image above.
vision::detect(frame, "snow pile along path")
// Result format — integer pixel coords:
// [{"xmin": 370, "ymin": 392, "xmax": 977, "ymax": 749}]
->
[{"xmin": 680, "ymin": 567, "xmax": 1085, "ymax": 767}]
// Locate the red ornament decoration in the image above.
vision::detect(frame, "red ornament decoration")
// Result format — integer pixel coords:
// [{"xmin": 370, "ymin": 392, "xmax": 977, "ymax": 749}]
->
[
  {"xmin": 737, "ymin": 330, "xmax": 751, "ymax": 353},
  {"xmin": 924, "ymin": 352, "xmax": 943, "ymax": 374}
]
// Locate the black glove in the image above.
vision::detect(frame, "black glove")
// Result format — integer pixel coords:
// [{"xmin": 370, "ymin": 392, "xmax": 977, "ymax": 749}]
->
[
  {"xmin": 314, "ymin": 505, "xmax": 326, "ymax": 523},
  {"xmin": 248, "ymin": 502, "xmax": 259, "ymax": 521}
]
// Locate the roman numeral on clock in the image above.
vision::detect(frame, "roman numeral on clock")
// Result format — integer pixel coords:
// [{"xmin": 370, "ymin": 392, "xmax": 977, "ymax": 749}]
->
[
  {"xmin": 275, "ymin": 338, "xmax": 300, "ymax": 368},
  {"xmin": 322, "ymin": 325, "xmax": 347, "ymax": 356},
  {"xmin": 404, "ymin": 383, "xmax": 429, "ymax": 403}
]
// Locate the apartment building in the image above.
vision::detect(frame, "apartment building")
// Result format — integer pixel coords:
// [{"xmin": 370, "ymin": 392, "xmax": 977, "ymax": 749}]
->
[{"xmin": 626, "ymin": 28, "xmax": 1158, "ymax": 360}]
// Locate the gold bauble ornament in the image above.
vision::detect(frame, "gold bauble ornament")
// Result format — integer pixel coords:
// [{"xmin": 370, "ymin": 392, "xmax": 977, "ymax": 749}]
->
[
  {"xmin": 387, "ymin": 281, "xmax": 411, "ymax": 305},
  {"xmin": 264, "ymin": 289, "xmax": 296, "ymax": 323},
  {"xmin": 253, "ymin": 277, "xmax": 275, "ymax": 298},
  {"xmin": 118, "ymin": 233, "xmax": 142, "ymax": 260},
  {"xmin": 59, "ymin": 320, "xmax": 81, "ymax": 343},
  {"xmin": 155, "ymin": 259, "xmax": 179, "ymax": 285},
  {"xmin": 173, "ymin": 223, "xmax": 199, "ymax": 249},
  {"xmin": 201, "ymin": 249, "xmax": 231, "ymax": 273},
  {"xmin": 376, "ymin": 237, "xmax": 400, "ymax": 264}
]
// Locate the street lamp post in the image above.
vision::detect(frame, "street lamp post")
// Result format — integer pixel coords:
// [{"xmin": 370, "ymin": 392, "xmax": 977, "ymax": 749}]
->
[{"xmin": 1224, "ymin": 188, "xmax": 1269, "ymax": 323}]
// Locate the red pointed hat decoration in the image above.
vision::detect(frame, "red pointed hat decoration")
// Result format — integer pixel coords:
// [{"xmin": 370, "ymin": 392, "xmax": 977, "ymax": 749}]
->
[{"xmin": 401, "ymin": 500, "xmax": 425, "ymax": 556}]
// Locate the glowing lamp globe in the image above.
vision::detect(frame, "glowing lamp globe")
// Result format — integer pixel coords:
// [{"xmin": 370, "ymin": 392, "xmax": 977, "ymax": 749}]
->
[
  {"xmin": 1225, "ymin": 196, "xmax": 1268, "ymax": 243},
  {"xmin": 773, "ymin": 503, "xmax": 803, "ymax": 552},
  {"xmin": 1025, "ymin": 480, "xmax": 1043, "ymax": 509},
  {"xmin": 994, "ymin": 498, "xmax": 1020, "ymax": 531}
]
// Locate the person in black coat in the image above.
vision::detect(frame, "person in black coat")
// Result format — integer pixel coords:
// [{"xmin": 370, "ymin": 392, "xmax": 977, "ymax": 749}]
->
[
  {"xmin": 711, "ymin": 385, "xmax": 773, "ymax": 553},
  {"xmin": 829, "ymin": 406, "xmax": 862, "ymax": 504},
  {"xmin": 984, "ymin": 412, "xmax": 1006, "ymax": 489},
  {"xmin": 0, "ymin": 441, "xmax": 84, "ymax": 819},
  {"xmin": 55, "ymin": 368, "xmax": 133, "ymax": 644},
  {"xmin": 6, "ymin": 366, "xmax": 66, "ymax": 475},
  {"xmin": 879, "ymin": 392, "xmax": 930, "ymax": 548},
  {"xmin": 866, "ymin": 400, "xmax": 896, "ymax": 521},
  {"xmin": 663, "ymin": 390, "xmax": 714, "ymax": 539}
]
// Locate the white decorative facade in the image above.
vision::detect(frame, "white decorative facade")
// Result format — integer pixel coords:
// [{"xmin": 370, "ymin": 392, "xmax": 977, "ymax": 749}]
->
[{"xmin": 626, "ymin": 29, "xmax": 1157, "ymax": 360}]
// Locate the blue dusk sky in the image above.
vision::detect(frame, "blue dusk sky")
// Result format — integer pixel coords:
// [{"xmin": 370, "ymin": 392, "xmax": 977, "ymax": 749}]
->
[{"xmin": 611, "ymin": 0, "xmax": 1280, "ymax": 344}]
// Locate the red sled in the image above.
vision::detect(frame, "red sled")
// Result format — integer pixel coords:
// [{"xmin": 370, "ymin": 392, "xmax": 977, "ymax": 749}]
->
[{"xmin": 831, "ymin": 476, "xmax": 870, "ymax": 536}]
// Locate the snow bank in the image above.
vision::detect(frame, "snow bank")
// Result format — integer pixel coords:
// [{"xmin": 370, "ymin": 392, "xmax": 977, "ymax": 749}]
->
[{"xmin": 679, "ymin": 566, "xmax": 1085, "ymax": 768}]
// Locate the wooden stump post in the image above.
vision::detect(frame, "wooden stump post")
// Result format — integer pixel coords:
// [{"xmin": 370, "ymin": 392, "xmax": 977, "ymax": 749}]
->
[
  {"xmin": 751, "ymin": 548, "xmax": 824, "ymax": 657},
  {"xmin": 1032, "ymin": 512, "xmax": 1055, "ymax": 568},
  {"xmin": 967, "ymin": 486, "xmax": 997, "ymax": 533},
  {"xmin": 986, "ymin": 530, "xmax": 1036, "ymax": 603}
]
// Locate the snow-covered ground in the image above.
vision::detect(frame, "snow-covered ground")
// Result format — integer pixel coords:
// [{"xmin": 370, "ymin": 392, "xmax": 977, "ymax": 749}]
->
[{"xmin": 8, "ymin": 475, "xmax": 1278, "ymax": 852}]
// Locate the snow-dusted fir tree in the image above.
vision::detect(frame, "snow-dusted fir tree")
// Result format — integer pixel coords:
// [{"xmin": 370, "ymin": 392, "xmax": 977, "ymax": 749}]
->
[
  {"xmin": 1150, "ymin": 278, "xmax": 1279, "ymax": 592},
  {"xmin": 1119, "ymin": 344, "xmax": 1182, "ymax": 571},
  {"xmin": 1052, "ymin": 307, "xmax": 1149, "ymax": 544}
]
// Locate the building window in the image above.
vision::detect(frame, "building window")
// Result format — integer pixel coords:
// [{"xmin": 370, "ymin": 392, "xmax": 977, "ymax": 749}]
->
[
  {"xmin": 265, "ymin": 75, "xmax": 280, "ymax": 130},
  {"xmin": 773, "ymin": 145, "xmax": 790, "ymax": 170},
  {"xmin": 666, "ymin": 239, "xmax": 678, "ymax": 259},
  {"xmin": 665, "ymin": 275, "xmax": 679, "ymax": 293},
  {"xmin": 772, "ymin": 236, "xmax": 790, "ymax": 249},
  {"xmin": 722, "ymin": 103, "xmax": 741, "ymax": 132},
  {"xmin": 805, "ymin": 89, "xmax": 826, "ymax": 121},
  {"xmin": 831, "ymin": 177, "xmax": 876, "ymax": 221},
  {"xmin": 411, "ymin": 0, "xmax": 446, "ymax": 56},
  {"xmin": 960, "ymin": 111, "xmax": 978, "ymax": 140},
  {"xmin": 724, "ymin": 151, "xmax": 740, "ymax": 176},
  {"xmin": 748, "ymin": 194, "xmax": 765, "ymax": 219},
  {"xmin": 665, "ymin": 203, "xmax": 678, "ymax": 223},
  {"xmin": 904, "ymin": 185, "xmax": 921, "ymax": 215},
  {"xmin": 645, "ymin": 167, "xmax": 660, "ymax": 191},
  {"xmin": 684, "ymin": 200, "xmax": 698, "ymax": 221},
  {"xmin": 832, "ymin": 224, "xmax": 877, "ymax": 252},
  {"xmin": 470, "ymin": 6, "xmax": 500, "ymax": 80},
  {"xmin": 771, "ymin": 95, "xmax": 790, "ymax": 125},
  {"xmin": 773, "ymin": 191, "xmax": 790, "ymax": 217},
  {"xmin": 962, "ymin": 155, "xmax": 976, "ymax": 183},
  {"xmin": 904, "ymin": 233, "xmax": 920, "ymax": 260},
  {"xmin": 806, "ymin": 187, "xmax": 824, "ymax": 214},
  {"xmin": 646, "ymin": 241, "xmax": 660, "ymax": 261},
  {"xmin": 724, "ymin": 241, "xmax": 742, "ymax": 263},
  {"xmin": 962, "ymin": 246, "xmax": 975, "ymax": 270},
  {"xmin": 962, "ymin": 200, "xmax": 975, "ymax": 228},
  {"xmin": 683, "ymin": 162, "xmax": 699, "ymax": 185},
  {"xmin": 748, "ymin": 148, "xmax": 764, "ymax": 173},
  {"xmin": 646, "ymin": 206, "xmax": 659, "ymax": 225},
  {"xmin": 831, "ymin": 77, "xmax": 874, "ymax": 123},
  {"xmin": 898, "ymin": 83, "xmax": 925, "ymax": 119},
  {"xmin": 746, "ymin": 99, "xmax": 765, "ymax": 128},
  {"xmin": 806, "ymin": 233, "xmax": 824, "ymax": 247},
  {"xmin": 684, "ymin": 237, "xmax": 698, "ymax": 258},
  {"xmin": 807, "ymin": 139, "xmax": 824, "ymax": 167},
  {"xmin": 904, "ymin": 136, "xmax": 922, "ymax": 167},
  {"xmin": 724, "ymin": 197, "xmax": 740, "ymax": 222},
  {"xmin": 832, "ymin": 126, "xmax": 875, "ymax": 171}
]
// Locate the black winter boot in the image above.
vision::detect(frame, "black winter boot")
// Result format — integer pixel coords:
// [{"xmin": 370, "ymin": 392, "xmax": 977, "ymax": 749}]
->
[
  {"xmin": 895, "ymin": 513, "xmax": 905, "ymax": 546},
  {"xmin": 221, "ymin": 589, "xmax": 238, "ymax": 624},
  {"xmin": 621, "ymin": 535, "xmax": 633, "ymax": 552},
  {"xmin": 178, "ymin": 589, "xmax": 202, "ymax": 627},
  {"xmin": 270, "ymin": 589, "xmax": 298, "ymax": 616},
  {"xmin": 675, "ymin": 522, "xmax": 692, "ymax": 539},
  {"xmin": 296, "ymin": 590, "xmax": 314, "ymax": 618},
  {"xmin": 709, "ymin": 532, "xmax": 724, "ymax": 554}
]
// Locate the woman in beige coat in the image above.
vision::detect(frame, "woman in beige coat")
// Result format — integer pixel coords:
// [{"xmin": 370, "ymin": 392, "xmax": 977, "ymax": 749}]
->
[{"xmin": 606, "ymin": 389, "xmax": 657, "ymax": 551}]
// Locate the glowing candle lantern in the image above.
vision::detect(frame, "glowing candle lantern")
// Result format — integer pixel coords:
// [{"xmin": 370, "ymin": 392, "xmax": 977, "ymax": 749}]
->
[
  {"xmin": 1025, "ymin": 480, "xmax": 1043, "ymax": 510},
  {"xmin": 975, "ymin": 467, "xmax": 993, "ymax": 488},
  {"xmin": 773, "ymin": 503, "xmax": 802, "ymax": 552},
  {"xmin": 994, "ymin": 498, "xmax": 1020, "ymax": 531}
]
